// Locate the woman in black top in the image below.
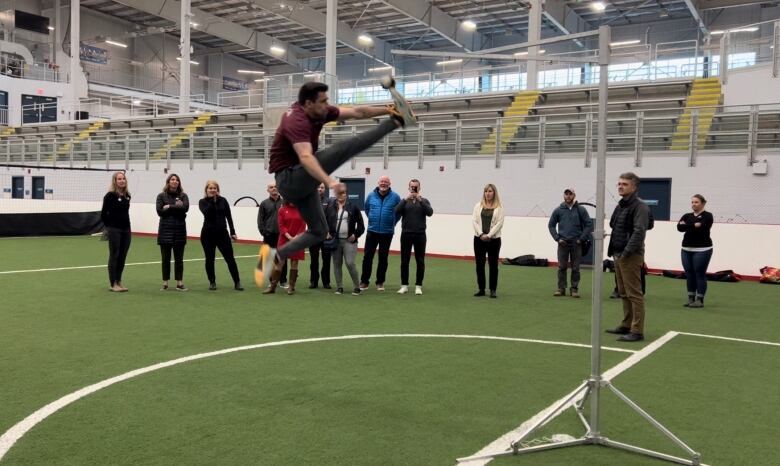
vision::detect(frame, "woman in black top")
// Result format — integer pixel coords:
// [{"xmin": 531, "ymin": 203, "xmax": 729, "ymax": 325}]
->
[
  {"xmin": 200, "ymin": 180, "xmax": 243, "ymax": 291},
  {"xmin": 156, "ymin": 173, "xmax": 190, "ymax": 291},
  {"xmin": 101, "ymin": 171, "xmax": 131, "ymax": 292},
  {"xmin": 677, "ymin": 194, "xmax": 714, "ymax": 308}
]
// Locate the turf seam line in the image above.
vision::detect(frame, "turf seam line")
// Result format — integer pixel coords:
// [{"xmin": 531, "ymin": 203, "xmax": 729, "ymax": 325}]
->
[
  {"xmin": 0, "ymin": 333, "xmax": 632, "ymax": 462},
  {"xmin": 459, "ymin": 330, "xmax": 680, "ymax": 465},
  {"xmin": 0, "ymin": 255, "xmax": 257, "ymax": 275}
]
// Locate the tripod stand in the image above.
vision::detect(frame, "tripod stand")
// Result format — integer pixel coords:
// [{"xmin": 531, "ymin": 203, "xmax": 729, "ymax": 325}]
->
[{"xmin": 457, "ymin": 24, "xmax": 703, "ymax": 466}]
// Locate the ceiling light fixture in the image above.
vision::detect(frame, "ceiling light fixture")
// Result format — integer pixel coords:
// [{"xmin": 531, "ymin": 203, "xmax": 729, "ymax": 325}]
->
[
  {"xmin": 513, "ymin": 49, "xmax": 546, "ymax": 57},
  {"xmin": 47, "ymin": 26, "xmax": 55, "ymax": 31},
  {"xmin": 270, "ymin": 45, "xmax": 286, "ymax": 56},
  {"xmin": 190, "ymin": 22, "xmax": 199, "ymax": 27},
  {"xmin": 610, "ymin": 39, "xmax": 641, "ymax": 47},
  {"xmin": 357, "ymin": 34, "xmax": 373, "ymax": 46},
  {"xmin": 590, "ymin": 2, "xmax": 607, "ymax": 12},
  {"xmin": 105, "ymin": 40, "xmax": 128, "ymax": 48},
  {"xmin": 176, "ymin": 57, "xmax": 200, "ymax": 65},
  {"xmin": 132, "ymin": 99, "xmax": 142, "ymax": 105},
  {"xmin": 436, "ymin": 59, "xmax": 463, "ymax": 66},
  {"xmin": 255, "ymin": 78, "xmax": 268, "ymax": 82},
  {"xmin": 710, "ymin": 27, "xmax": 759, "ymax": 35},
  {"xmin": 237, "ymin": 69, "xmax": 266, "ymax": 74},
  {"xmin": 462, "ymin": 20, "xmax": 477, "ymax": 31},
  {"xmin": 368, "ymin": 65, "xmax": 393, "ymax": 72}
]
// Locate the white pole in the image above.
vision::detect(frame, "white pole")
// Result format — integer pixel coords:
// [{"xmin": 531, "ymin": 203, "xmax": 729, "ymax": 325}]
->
[
  {"xmin": 325, "ymin": 0, "xmax": 337, "ymax": 99},
  {"xmin": 589, "ymin": 24, "xmax": 611, "ymax": 439},
  {"xmin": 70, "ymin": 0, "xmax": 80, "ymax": 119},
  {"xmin": 179, "ymin": 0, "xmax": 191, "ymax": 113},
  {"xmin": 526, "ymin": 0, "xmax": 542, "ymax": 90}
]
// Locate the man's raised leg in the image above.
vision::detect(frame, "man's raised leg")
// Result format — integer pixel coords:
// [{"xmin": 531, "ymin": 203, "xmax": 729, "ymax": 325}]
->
[{"xmin": 317, "ymin": 119, "xmax": 398, "ymax": 174}]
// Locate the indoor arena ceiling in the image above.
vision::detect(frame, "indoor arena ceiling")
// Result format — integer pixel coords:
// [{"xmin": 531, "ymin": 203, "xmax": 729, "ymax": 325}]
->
[{"xmin": 76, "ymin": 0, "xmax": 767, "ymax": 68}]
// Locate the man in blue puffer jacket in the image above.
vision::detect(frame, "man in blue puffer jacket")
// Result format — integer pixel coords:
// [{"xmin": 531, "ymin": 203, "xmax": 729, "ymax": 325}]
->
[{"xmin": 360, "ymin": 175, "xmax": 401, "ymax": 291}]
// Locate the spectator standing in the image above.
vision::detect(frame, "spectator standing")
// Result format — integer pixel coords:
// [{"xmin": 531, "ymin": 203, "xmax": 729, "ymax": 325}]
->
[
  {"xmin": 395, "ymin": 179, "xmax": 433, "ymax": 295},
  {"xmin": 308, "ymin": 183, "xmax": 332, "ymax": 289},
  {"xmin": 677, "ymin": 194, "xmax": 714, "ymax": 308},
  {"xmin": 156, "ymin": 173, "xmax": 190, "ymax": 291},
  {"xmin": 547, "ymin": 188, "xmax": 593, "ymax": 298},
  {"xmin": 472, "ymin": 184, "xmax": 504, "ymax": 299},
  {"xmin": 326, "ymin": 183, "xmax": 365, "ymax": 296},
  {"xmin": 199, "ymin": 180, "xmax": 242, "ymax": 291},
  {"xmin": 360, "ymin": 175, "xmax": 401, "ymax": 291},
  {"xmin": 264, "ymin": 201, "xmax": 306, "ymax": 295},
  {"xmin": 101, "ymin": 171, "xmax": 132, "ymax": 292},
  {"xmin": 257, "ymin": 182, "xmax": 287, "ymax": 287}
]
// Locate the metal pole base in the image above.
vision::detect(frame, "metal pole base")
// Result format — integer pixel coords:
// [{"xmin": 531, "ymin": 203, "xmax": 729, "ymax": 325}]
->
[{"xmin": 457, "ymin": 378, "xmax": 704, "ymax": 466}]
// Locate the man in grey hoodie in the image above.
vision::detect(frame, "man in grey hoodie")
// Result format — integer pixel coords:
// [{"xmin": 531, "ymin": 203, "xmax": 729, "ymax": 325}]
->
[{"xmin": 548, "ymin": 188, "xmax": 593, "ymax": 298}]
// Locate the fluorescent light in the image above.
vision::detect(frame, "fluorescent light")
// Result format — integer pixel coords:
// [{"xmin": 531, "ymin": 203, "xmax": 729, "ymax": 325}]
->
[
  {"xmin": 254, "ymin": 78, "xmax": 268, "ymax": 82},
  {"xmin": 237, "ymin": 69, "xmax": 266, "ymax": 75},
  {"xmin": 357, "ymin": 34, "xmax": 373, "ymax": 46},
  {"xmin": 513, "ymin": 49, "xmax": 546, "ymax": 57},
  {"xmin": 610, "ymin": 39, "xmax": 641, "ymax": 47},
  {"xmin": 132, "ymin": 99, "xmax": 142, "ymax": 105},
  {"xmin": 436, "ymin": 59, "xmax": 463, "ymax": 66},
  {"xmin": 270, "ymin": 45, "xmax": 285, "ymax": 56},
  {"xmin": 105, "ymin": 40, "xmax": 128, "ymax": 48},
  {"xmin": 190, "ymin": 22, "xmax": 199, "ymax": 27},
  {"xmin": 176, "ymin": 57, "xmax": 200, "ymax": 65},
  {"xmin": 368, "ymin": 65, "xmax": 393, "ymax": 72},
  {"xmin": 303, "ymin": 73, "xmax": 320, "ymax": 78},
  {"xmin": 590, "ymin": 1, "xmax": 606, "ymax": 12},
  {"xmin": 711, "ymin": 27, "xmax": 759, "ymax": 35},
  {"xmin": 462, "ymin": 20, "xmax": 477, "ymax": 31},
  {"xmin": 47, "ymin": 26, "xmax": 55, "ymax": 31}
]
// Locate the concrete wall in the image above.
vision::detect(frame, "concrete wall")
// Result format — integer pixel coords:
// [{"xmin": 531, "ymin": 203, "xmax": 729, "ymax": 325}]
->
[{"xmin": 723, "ymin": 64, "xmax": 780, "ymax": 107}]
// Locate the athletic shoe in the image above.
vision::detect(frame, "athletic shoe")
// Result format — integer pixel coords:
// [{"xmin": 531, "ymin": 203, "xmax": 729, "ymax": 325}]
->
[
  {"xmin": 209, "ymin": 282, "xmax": 217, "ymax": 291},
  {"xmin": 176, "ymin": 284, "xmax": 188, "ymax": 291},
  {"xmin": 570, "ymin": 288, "xmax": 580, "ymax": 298},
  {"xmin": 234, "ymin": 282, "xmax": 244, "ymax": 291},
  {"xmin": 352, "ymin": 288, "xmax": 361, "ymax": 296},
  {"xmin": 280, "ymin": 282, "xmax": 289, "ymax": 289},
  {"xmin": 415, "ymin": 286, "xmax": 423, "ymax": 295},
  {"xmin": 335, "ymin": 287, "xmax": 343, "ymax": 295},
  {"xmin": 553, "ymin": 289, "xmax": 564, "ymax": 297},
  {"xmin": 254, "ymin": 245, "xmax": 277, "ymax": 288},
  {"xmin": 381, "ymin": 76, "xmax": 417, "ymax": 128},
  {"xmin": 397, "ymin": 285, "xmax": 409, "ymax": 294},
  {"xmin": 359, "ymin": 283, "xmax": 369, "ymax": 290},
  {"xmin": 376, "ymin": 284, "xmax": 385, "ymax": 292}
]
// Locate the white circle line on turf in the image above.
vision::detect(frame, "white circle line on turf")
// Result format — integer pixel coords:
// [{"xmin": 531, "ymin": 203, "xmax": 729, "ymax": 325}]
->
[
  {"xmin": 0, "ymin": 333, "xmax": 635, "ymax": 461},
  {"xmin": 0, "ymin": 255, "xmax": 258, "ymax": 275}
]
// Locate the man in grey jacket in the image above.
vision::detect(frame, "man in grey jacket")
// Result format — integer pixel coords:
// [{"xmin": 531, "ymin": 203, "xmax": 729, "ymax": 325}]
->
[
  {"xmin": 257, "ymin": 182, "xmax": 287, "ymax": 287},
  {"xmin": 548, "ymin": 188, "xmax": 592, "ymax": 298},
  {"xmin": 394, "ymin": 179, "xmax": 433, "ymax": 295},
  {"xmin": 605, "ymin": 172, "xmax": 651, "ymax": 342}
]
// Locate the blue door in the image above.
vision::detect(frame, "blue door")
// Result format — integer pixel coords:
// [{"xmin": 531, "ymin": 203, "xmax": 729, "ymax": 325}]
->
[
  {"xmin": 12, "ymin": 176, "xmax": 24, "ymax": 198},
  {"xmin": 638, "ymin": 178, "xmax": 672, "ymax": 221}
]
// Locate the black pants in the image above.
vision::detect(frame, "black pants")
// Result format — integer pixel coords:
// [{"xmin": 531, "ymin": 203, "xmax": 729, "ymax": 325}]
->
[
  {"xmin": 474, "ymin": 236, "xmax": 501, "ymax": 292},
  {"xmin": 360, "ymin": 231, "xmax": 394, "ymax": 286},
  {"xmin": 309, "ymin": 242, "xmax": 331, "ymax": 286},
  {"xmin": 400, "ymin": 232, "xmax": 427, "ymax": 286},
  {"xmin": 263, "ymin": 232, "xmax": 288, "ymax": 284},
  {"xmin": 106, "ymin": 227, "xmax": 131, "ymax": 286},
  {"xmin": 160, "ymin": 243, "xmax": 186, "ymax": 281},
  {"xmin": 201, "ymin": 228, "xmax": 241, "ymax": 285}
]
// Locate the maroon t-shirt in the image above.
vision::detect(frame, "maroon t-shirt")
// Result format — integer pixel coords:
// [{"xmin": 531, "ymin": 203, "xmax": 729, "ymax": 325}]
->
[{"xmin": 268, "ymin": 102, "xmax": 340, "ymax": 173}]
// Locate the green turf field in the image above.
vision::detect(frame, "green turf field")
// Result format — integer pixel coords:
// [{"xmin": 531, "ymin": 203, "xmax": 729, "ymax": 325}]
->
[{"xmin": 1, "ymin": 235, "xmax": 778, "ymax": 465}]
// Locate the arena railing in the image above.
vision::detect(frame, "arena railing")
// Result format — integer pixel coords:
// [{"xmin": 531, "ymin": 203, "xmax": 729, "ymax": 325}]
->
[
  {"xmin": 0, "ymin": 55, "xmax": 63, "ymax": 83},
  {"xmin": 3, "ymin": 103, "xmax": 779, "ymax": 170}
]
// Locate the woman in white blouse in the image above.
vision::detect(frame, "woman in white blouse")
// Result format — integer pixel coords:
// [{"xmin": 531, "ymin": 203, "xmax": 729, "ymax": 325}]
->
[{"xmin": 472, "ymin": 184, "xmax": 505, "ymax": 298}]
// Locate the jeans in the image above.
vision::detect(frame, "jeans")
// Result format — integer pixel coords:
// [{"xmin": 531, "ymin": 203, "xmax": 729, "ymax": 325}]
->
[
  {"xmin": 106, "ymin": 227, "xmax": 131, "ymax": 286},
  {"xmin": 309, "ymin": 241, "xmax": 331, "ymax": 286},
  {"xmin": 332, "ymin": 238, "xmax": 360, "ymax": 289},
  {"xmin": 201, "ymin": 228, "xmax": 240, "ymax": 285},
  {"xmin": 556, "ymin": 240, "xmax": 582, "ymax": 291},
  {"xmin": 400, "ymin": 232, "xmax": 427, "ymax": 286},
  {"xmin": 160, "ymin": 243, "xmax": 186, "ymax": 281},
  {"xmin": 361, "ymin": 231, "xmax": 394, "ymax": 285},
  {"xmin": 615, "ymin": 253, "xmax": 646, "ymax": 334},
  {"xmin": 275, "ymin": 119, "xmax": 397, "ymax": 261},
  {"xmin": 681, "ymin": 249, "xmax": 713, "ymax": 297},
  {"xmin": 474, "ymin": 236, "xmax": 501, "ymax": 292}
]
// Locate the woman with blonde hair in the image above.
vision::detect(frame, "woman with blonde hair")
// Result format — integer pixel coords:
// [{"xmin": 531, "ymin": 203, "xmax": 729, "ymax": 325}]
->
[
  {"xmin": 199, "ymin": 180, "xmax": 243, "ymax": 291},
  {"xmin": 471, "ymin": 183, "xmax": 504, "ymax": 298},
  {"xmin": 101, "ymin": 171, "xmax": 132, "ymax": 292},
  {"xmin": 156, "ymin": 173, "xmax": 190, "ymax": 291}
]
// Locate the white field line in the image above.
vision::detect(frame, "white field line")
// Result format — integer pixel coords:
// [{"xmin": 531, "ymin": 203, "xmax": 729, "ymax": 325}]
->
[
  {"xmin": 0, "ymin": 334, "xmax": 633, "ymax": 462},
  {"xmin": 0, "ymin": 255, "xmax": 258, "ymax": 275},
  {"xmin": 459, "ymin": 330, "xmax": 681, "ymax": 465},
  {"xmin": 676, "ymin": 331, "xmax": 780, "ymax": 347}
]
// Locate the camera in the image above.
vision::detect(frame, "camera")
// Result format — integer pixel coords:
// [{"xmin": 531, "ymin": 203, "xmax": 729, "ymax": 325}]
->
[{"xmin": 411, "ymin": 186, "xmax": 418, "ymax": 193}]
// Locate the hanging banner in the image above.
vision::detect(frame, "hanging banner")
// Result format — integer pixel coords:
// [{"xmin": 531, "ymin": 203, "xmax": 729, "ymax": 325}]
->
[
  {"xmin": 223, "ymin": 76, "xmax": 249, "ymax": 91},
  {"xmin": 80, "ymin": 44, "xmax": 108, "ymax": 65}
]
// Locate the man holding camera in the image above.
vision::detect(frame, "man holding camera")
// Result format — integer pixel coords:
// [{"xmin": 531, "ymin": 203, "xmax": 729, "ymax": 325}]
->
[{"xmin": 395, "ymin": 179, "xmax": 434, "ymax": 295}]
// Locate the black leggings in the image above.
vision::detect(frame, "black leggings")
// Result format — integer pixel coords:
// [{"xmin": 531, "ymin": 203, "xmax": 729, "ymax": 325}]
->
[
  {"xmin": 160, "ymin": 243, "xmax": 186, "ymax": 281},
  {"xmin": 106, "ymin": 227, "xmax": 131, "ymax": 286},
  {"xmin": 474, "ymin": 236, "xmax": 501, "ymax": 292},
  {"xmin": 201, "ymin": 229, "xmax": 241, "ymax": 285},
  {"xmin": 400, "ymin": 232, "xmax": 427, "ymax": 286}
]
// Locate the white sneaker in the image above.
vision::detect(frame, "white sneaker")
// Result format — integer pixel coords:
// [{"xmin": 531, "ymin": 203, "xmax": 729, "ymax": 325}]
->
[
  {"xmin": 397, "ymin": 285, "xmax": 408, "ymax": 294},
  {"xmin": 415, "ymin": 286, "xmax": 423, "ymax": 295},
  {"xmin": 377, "ymin": 284, "xmax": 385, "ymax": 292}
]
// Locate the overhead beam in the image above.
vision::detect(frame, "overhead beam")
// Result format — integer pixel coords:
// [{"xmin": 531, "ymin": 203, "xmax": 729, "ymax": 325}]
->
[
  {"xmin": 245, "ymin": 0, "xmax": 392, "ymax": 65},
  {"xmin": 392, "ymin": 48, "xmax": 598, "ymax": 64},
  {"xmin": 379, "ymin": 0, "xmax": 483, "ymax": 51},
  {"xmin": 543, "ymin": 0, "xmax": 587, "ymax": 37},
  {"xmin": 112, "ymin": 0, "xmax": 303, "ymax": 67},
  {"xmin": 696, "ymin": 0, "xmax": 768, "ymax": 9},
  {"xmin": 682, "ymin": 0, "xmax": 709, "ymax": 34},
  {"xmin": 475, "ymin": 29, "xmax": 599, "ymax": 55}
]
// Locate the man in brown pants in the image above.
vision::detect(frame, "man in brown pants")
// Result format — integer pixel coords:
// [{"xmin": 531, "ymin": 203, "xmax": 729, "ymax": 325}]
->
[{"xmin": 605, "ymin": 172, "xmax": 650, "ymax": 342}]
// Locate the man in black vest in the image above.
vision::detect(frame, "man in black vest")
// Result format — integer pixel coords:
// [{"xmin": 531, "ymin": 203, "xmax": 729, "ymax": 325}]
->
[{"xmin": 309, "ymin": 183, "xmax": 332, "ymax": 289}]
